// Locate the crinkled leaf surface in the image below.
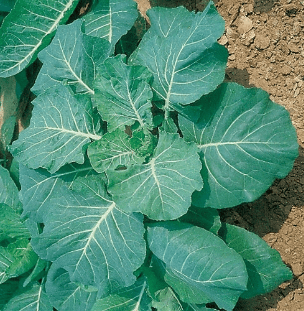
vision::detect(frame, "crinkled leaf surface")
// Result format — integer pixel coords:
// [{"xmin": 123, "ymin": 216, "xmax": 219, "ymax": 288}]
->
[
  {"xmin": 9, "ymin": 84, "xmax": 102, "ymax": 174},
  {"xmin": 147, "ymin": 222, "xmax": 248, "ymax": 311},
  {"xmin": 31, "ymin": 175, "xmax": 146, "ymax": 296},
  {"xmin": 108, "ymin": 132, "xmax": 203, "ymax": 220},
  {"xmin": 179, "ymin": 82, "xmax": 299, "ymax": 209},
  {"xmin": 220, "ymin": 223, "xmax": 293, "ymax": 299},
  {"xmin": 19, "ymin": 162, "xmax": 97, "ymax": 223},
  {"xmin": 88, "ymin": 129, "xmax": 144, "ymax": 173},
  {"xmin": 129, "ymin": 2, "xmax": 227, "ymax": 114},
  {"xmin": 3, "ymin": 282, "xmax": 52, "ymax": 311},
  {"xmin": 82, "ymin": 0, "xmax": 138, "ymax": 48},
  {"xmin": 93, "ymin": 55, "xmax": 153, "ymax": 132},
  {"xmin": 0, "ymin": 165, "xmax": 20, "ymax": 210},
  {"xmin": 91, "ymin": 277, "xmax": 151, "ymax": 311},
  {"xmin": 45, "ymin": 264, "xmax": 98, "ymax": 311},
  {"xmin": 0, "ymin": 0, "xmax": 79, "ymax": 77},
  {"xmin": 0, "ymin": 204, "xmax": 30, "ymax": 241},
  {"xmin": 32, "ymin": 19, "xmax": 111, "ymax": 96}
]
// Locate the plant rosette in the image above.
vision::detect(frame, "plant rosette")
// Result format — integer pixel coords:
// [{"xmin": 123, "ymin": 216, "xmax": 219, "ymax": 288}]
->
[{"xmin": 0, "ymin": 1, "xmax": 298, "ymax": 310}]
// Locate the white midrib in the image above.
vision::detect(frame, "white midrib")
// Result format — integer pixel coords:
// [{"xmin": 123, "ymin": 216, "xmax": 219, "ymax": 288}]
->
[
  {"xmin": 198, "ymin": 141, "xmax": 271, "ymax": 148},
  {"xmin": 45, "ymin": 126, "xmax": 101, "ymax": 140},
  {"xmin": 132, "ymin": 281, "xmax": 147, "ymax": 311},
  {"xmin": 150, "ymin": 158, "xmax": 163, "ymax": 202},
  {"xmin": 127, "ymin": 88, "xmax": 145, "ymax": 128},
  {"xmin": 108, "ymin": 6, "xmax": 112, "ymax": 43},
  {"xmin": 3, "ymin": 0, "xmax": 76, "ymax": 75}
]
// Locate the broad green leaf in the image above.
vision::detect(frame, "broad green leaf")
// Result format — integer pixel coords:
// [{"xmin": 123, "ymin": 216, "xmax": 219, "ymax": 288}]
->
[
  {"xmin": 108, "ymin": 132, "xmax": 203, "ymax": 220},
  {"xmin": 93, "ymin": 55, "xmax": 153, "ymax": 132},
  {"xmin": 31, "ymin": 175, "xmax": 146, "ymax": 296},
  {"xmin": 3, "ymin": 282, "xmax": 52, "ymax": 311},
  {"xmin": 180, "ymin": 82, "xmax": 299, "ymax": 209},
  {"xmin": 129, "ymin": 129, "xmax": 157, "ymax": 158},
  {"xmin": 0, "ymin": 204, "xmax": 30, "ymax": 241},
  {"xmin": 220, "ymin": 223, "xmax": 293, "ymax": 299},
  {"xmin": 0, "ymin": 0, "xmax": 16, "ymax": 12},
  {"xmin": 152, "ymin": 286, "xmax": 184, "ymax": 311},
  {"xmin": 0, "ymin": 239, "xmax": 37, "ymax": 284},
  {"xmin": 179, "ymin": 206, "xmax": 221, "ymax": 235},
  {"xmin": 88, "ymin": 129, "xmax": 145, "ymax": 173},
  {"xmin": 32, "ymin": 19, "xmax": 111, "ymax": 96},
  {"xmin": 0, "ymin": 166, "xmax": 20, "ymax": 210},
  {"xmin": 23, "ymin": 258, "xmax": 48, "ymax": 287},
  {"xmin": 91, "ymin": 277, "xmax": 152, "ymax": 311},
  {"xmin": 147, "ymin": 222, "xmax": 248, "ymax": 311},
  {"xmin": 129, "ymin": 2, "xmax": 227, "ymax": 116},
  {"xmin": 9, "ymin": 84, "xmax": 102, "ymax": 174},
  {"xmin": 19, "ymin": 162, "xmax": 97, "ymax": 223},
  {"xmin": 1, "ymin": 116, "xmax": 16, "ymax": 149},
  {"xmin": 82, "ymin": 0, "xmax": 138, "ymax": 48},
  {"xmin": 0, "ymin": 278, "xmax": 19, "ymax": 310},
  {"xmin": 45, "ymin": 264, "xmax": 98, "ymax": 311},
  {"xmin": 0, "ymin": 0, "xmax": 79, "ymax": 77}
]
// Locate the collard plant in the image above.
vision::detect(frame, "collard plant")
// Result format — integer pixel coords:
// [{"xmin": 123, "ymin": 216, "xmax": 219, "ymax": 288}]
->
[{"xmin": 0, "ymin": 0, "xmax": 299, "ymax": 310}]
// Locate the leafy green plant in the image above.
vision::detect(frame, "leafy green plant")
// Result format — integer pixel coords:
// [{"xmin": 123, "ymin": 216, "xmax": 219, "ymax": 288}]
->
[{"xmin": 0, "ymin": 0, "xmax": 299, "ymax": 310}]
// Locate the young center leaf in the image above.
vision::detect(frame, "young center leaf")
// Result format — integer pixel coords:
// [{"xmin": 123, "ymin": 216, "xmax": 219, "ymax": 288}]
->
[
  {"xmin": 9, "ymin": 84, "xmax": 102, "ymax": 174},
  {"xmin": 147, "ymin": 222, "xmax": 248, "ymax": 311},
  {"xmin": 31, "ymin": 175, "xmax": 146, "ymax": 296},
  {"xmin": 220, "ymin": 223, "xmax": 293, "ymax": 299},
  {"xmin": 19, "ymin": 162, "xmax": 97, "ymax": 223},
  {"xmin": 0, "ymin": 0, "xmax": 79, "ymax": 77},
  {"xmin": 31, "ymin": 19, "xmax": 111, "ymax": 96},
  {"xmin": 81, "ymin": 0, "xmax": 138, "ymax": 49},
  {"xmin": 93, "ymin": 55, "xmax": 153, "ymax": 132},
  {"xmin": 179, "ymin": 82, "xmax": 299, "ymax": 209},
  {"xmin": 107, "ymin": 131, "xmax": 203, "ymax": 220},
  {"xmin": 88, "ymin": 129, "xmax": 145, "ymax": 173},
  {"xmin": 129, "ymin": 1, "xmax": 228, "ymax": 116}
]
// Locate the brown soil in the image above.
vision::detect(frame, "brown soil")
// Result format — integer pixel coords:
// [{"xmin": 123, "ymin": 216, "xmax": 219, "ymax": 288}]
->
[{"xmin": 134, "ymin": 0, "xmax": 304, "ymax": 310}]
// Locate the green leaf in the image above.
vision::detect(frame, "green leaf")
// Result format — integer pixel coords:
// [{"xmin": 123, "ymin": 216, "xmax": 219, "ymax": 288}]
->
[
  {"xmin": 220, "ymin": 223, "xmax": 293, "ymax": 299},
  {"xmin": 9, "ymin": 84, "xmax": 102, "ymax": 174},
  {"xmin": 45, "ymin": 264, "xmax": 98, "ymax": 311},
  {"xmin": 0, "ymin": 0, "xmax": 79, "ymax": 77},
  {"xmin": 31, "ymin": 175, "xmax": 146, "ymax": 296},
  {"xmin": 88, "ymin": 129, "xmax": 145, "ymax": 173},
  {"xmin": 0, "ymin": 166, "xmax": 20, "ymax": 210},
  {"xmin": 147, "ymin": 222, "xmax": 248, "ymax": 311},
  {"xmin": 82, "ymin": 0, "xmax": 138, "ymax": 49},
  {"xmin": 1, "ymin": 116, "xmax": 16, "ymax": 149},
  {"xmin": 91, "ymin": 277, "xmax": 152, "ymax": 311},
  {"xmin": 0, "ymin": 204, "xmax": 30, "ymax": 241},
  {"xmin": 108, "ymin": 131, "xmax": 203, "ymax": 220},
  {"xmin": 129, "ymin": 2, "xmax": 227, "ymax": 116},
  {"xmin": 3, "ymin": 282, "xmax": 52, "ymax": 311},
  {"xmin": 179, "ymin": 206, "xmax": 221, "ymax": 235},
  {"xmin": 32, "ymin": 19, "xmax": 111, "ymax": 96},
  {"xmin": 19, "ymin": 162, "xmax": 97, "ymax": 223},
  {"xmin": 180, "ymin": 82, "xmax": 299, "ymax": 209},
  {"xmin": 93, "ymin": 55, "xmax": 153, "ymax": 132},
  {"xmin": 0, "ymin": 278, "xmax": 20, "ymax": 310},
  {"xmin": 0, "ymin": 0, "xmax": 16, "ymax": 12},
  {"xmin": 23, "ymin": 258, "xmax": 48, "ymax": 287},
  {"xmin": 152, "ymin": 286, "xmax": 184, "ymax": 311},
  {"xmin": 129, "ymin": 129, "xmax": 158, "ymax": 158}
]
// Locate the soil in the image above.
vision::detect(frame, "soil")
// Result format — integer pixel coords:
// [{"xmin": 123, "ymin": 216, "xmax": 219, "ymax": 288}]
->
[{"xmin": 133, "ymin": 0, "xmax": 304, "ymax": 310}]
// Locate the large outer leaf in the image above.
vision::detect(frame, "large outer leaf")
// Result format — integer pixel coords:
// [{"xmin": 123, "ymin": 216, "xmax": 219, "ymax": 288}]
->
[
  {"xmin": 45, "ymin": 264, "xmax": 98, "ymax": 311},
  {"xmin": 9, "ymin": 84, "xmax": 102, "ymax": 174},
  {"xmin": 147, "ymin": 222, "xmax": 248, "ymax": 311},
  {"xmin": 31, "ymin": 175, "xmax": 146, "ymax": 296},
  {"xmin": 91, "ymin": 277, "xmax": 151, "ymax": 311},
  {"xmin": 88, "ymin": 129, "xmax": 144, "ymax": 173},
  {"xmin": 129, "ymin": 2, "xmax": 227, "ymax": 115},
  {"xmin": 0, "ymin": 166, "xmax": 20, "ymax": 210},
  {"xmin": 0, "ymin": 0, "xmax": 79, "ymax": 77},
  {"xmin": 19, "ymin": 162, "xmax": 97, "ymax": 223},
  {"xmin": 32, "ymin": 19, "xmax": 111, "ymax": 96},
  {"xmin": 108, "ymin": 132, "xmax": 203, "ymax": 220},
  {"xmin": 82, "ymin": 0, "xmax": 138, "ymax": 48},
  {"xmin": 179, "ymin": 83, "xmax": 299, "ymax": 209},
  {"xmin": 3, "ymin": 283, "xmax": 52, "ymax": 311},
  {"xmin": 220, "ymin": 223, "xmax": 293, "ymax": 299},
  {"xmin": 93, "ymin": 55, "xmax": 153, "ymax": 132}
]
